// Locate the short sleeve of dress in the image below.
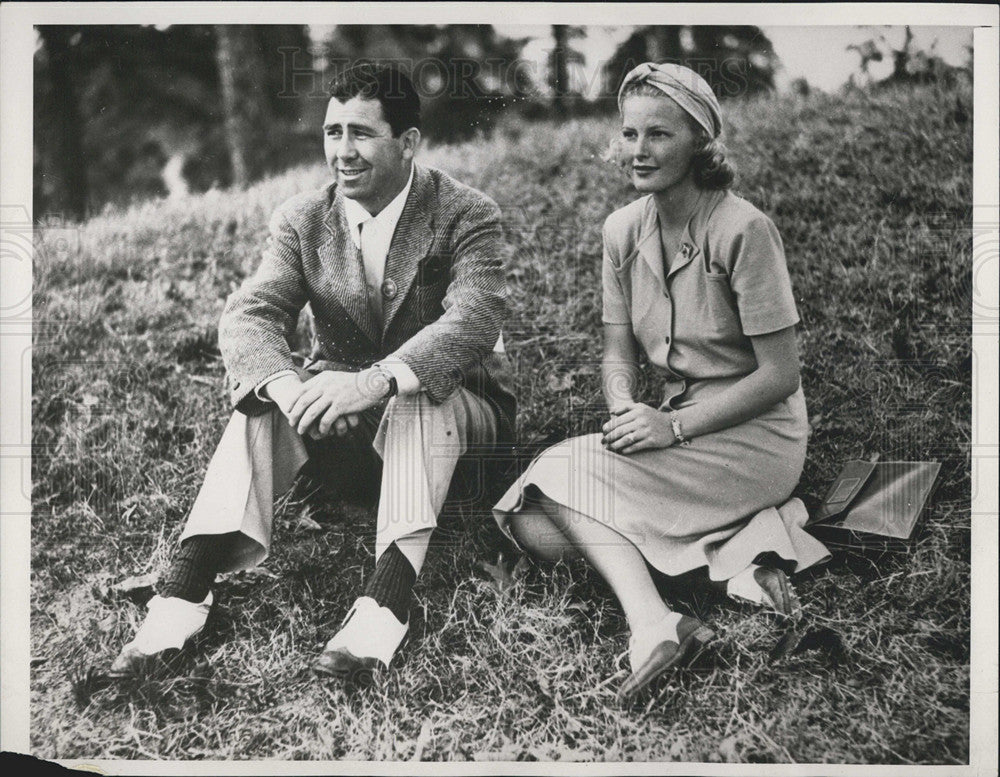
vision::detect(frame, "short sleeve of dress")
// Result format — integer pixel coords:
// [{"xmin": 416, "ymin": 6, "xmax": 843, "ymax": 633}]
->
[
  {"xmin": 602, "ymin": 222, "xmax": 632, "ymax": 325},
  {"xmin": 729, "ymin": 214, "xmax": 800, "ymax": 336}
]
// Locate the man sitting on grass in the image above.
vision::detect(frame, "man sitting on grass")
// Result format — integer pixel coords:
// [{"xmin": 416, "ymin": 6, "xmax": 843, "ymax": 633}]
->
[{"xmin": 110, "ymin": 63, "xmax": 514, "ymax": 683}]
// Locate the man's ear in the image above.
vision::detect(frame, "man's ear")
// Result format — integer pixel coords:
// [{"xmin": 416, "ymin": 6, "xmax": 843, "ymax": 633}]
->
[{"xmin": 400, "ymin": 127, "xmax": 421, "ymax": 159}]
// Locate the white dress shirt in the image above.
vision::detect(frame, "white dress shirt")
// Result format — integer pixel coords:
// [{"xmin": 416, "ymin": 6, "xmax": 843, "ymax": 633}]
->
[
  {"xmin": 255, "ymin": 164, "xmax": 421, "ymax": 401},
  {"xmin": 342, "ymin": 164, "xmax": 414, "ymax": 334}
]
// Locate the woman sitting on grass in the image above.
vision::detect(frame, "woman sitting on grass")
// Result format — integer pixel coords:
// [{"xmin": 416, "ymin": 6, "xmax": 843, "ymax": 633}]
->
[{"xmin": 492, "ymin": 62, "xmax": 828, "ymax": 702}]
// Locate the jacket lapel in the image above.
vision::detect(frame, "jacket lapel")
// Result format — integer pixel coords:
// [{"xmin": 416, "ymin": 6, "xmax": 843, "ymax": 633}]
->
[
  {"xmin": 381, "ymin": 165, "xmax": 434, "ymax": 335},
  {"xmin": 319, "ymin": 188, "xmax": 380, "ymax": 345},
  {"xmin": 671, "ymin": 189, "xmax": 726, "ymax": 277},
  {"xmin": 666, "ymin": 235, "xmax": 697, "ymax": 278}
]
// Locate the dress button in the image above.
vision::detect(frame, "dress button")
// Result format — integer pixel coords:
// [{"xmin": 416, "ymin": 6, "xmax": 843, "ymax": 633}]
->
[
  {"xmin": 232, "ymin": 380, "xmax": 240, "ymax": 389},
  {"xmin": 664, "ymin": 335, "xmax": 671, "ymax": 344},
  {"xmin": 381, "ymin": 279, "xmax": 398, "ymax": 300}
]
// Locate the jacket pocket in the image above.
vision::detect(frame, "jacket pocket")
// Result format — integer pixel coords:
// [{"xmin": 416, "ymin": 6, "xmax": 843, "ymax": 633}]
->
[
  {"xmin": 417, "ymin": 254, "xmax": 452, "ymax": 287},
  {"xmin": 610, "ymin": 248, "xmax": 639, "ymax": 273}
]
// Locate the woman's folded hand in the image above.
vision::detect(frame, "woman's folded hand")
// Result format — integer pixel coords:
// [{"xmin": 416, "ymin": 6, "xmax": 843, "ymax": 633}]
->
[{"xmin": 601, "ymin": 402, "xmax": 677, "ymax": 455}]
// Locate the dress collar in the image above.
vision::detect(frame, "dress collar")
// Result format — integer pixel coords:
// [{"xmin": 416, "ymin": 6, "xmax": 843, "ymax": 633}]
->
[
  {"xmin": 634, "ymin": 189, "xmax": 727, "ymax": 283},
  {"xmin": 639, "ymin": 189, "xmax": 725, "ymax": 246}
]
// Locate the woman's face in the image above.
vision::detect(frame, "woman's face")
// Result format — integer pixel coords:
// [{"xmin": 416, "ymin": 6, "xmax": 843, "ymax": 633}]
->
[{"xmin": 619, "ymin": 94, "xmax": 700, "ymax": 194}]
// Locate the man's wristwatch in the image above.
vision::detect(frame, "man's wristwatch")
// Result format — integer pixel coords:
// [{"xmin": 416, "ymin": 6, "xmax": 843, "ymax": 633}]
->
[{"xmin": 374, "ymin": 365, "xmax": 398, "ymax": 399}]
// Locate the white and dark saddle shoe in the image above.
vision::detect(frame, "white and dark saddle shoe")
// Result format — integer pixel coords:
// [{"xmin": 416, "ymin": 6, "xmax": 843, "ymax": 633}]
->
[
  {"xmin": 109, "ymin": 591, "xmax": 213, "ymax": 677},
  {"xmin": 311, "ymin": 596, "xmax": 408, "ymax": 685}
]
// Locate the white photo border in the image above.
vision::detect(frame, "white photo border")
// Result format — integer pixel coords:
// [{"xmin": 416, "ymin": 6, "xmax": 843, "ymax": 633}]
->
[{"xmin": 2, "ymin": 3, "xmax": 997, "ymax": 775}]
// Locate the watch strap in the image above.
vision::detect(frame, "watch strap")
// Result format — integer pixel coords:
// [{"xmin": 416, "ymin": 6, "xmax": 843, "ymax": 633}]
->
[
  {"xmin": 375, "ymin": 365, "xmax": 398, "ymax": 398},
  {"xmin": 669, "ymin": 411, "xmax": 691, "ymax": 446}
]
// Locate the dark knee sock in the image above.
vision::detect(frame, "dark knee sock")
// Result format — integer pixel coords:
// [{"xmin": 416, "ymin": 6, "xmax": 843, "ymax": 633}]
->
[
  {"xmin": 158, "ymin": 532, "xmax": 237, "ymax": 603},
  {"xmin": 363, "ymin": 542, "xmax": 416, "ymax": 623}
]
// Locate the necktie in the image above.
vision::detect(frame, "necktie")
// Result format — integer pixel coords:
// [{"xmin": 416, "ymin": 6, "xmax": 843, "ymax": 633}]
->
[{"xmin": 359, "ymin": 219, "xmax": 383, "ymax": 329}]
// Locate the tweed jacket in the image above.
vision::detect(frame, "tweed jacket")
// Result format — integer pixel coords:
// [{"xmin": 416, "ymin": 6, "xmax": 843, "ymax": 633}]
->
[{"xmin": 218, "ymin": 164, "xmax": 516, "ymax": 439}]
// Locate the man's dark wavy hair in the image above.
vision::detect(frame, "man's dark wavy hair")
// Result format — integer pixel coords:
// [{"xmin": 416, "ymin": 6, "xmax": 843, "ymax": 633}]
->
[{"xmin": 328, "ymin": 62, "xmax": 422, "ymax": 137}]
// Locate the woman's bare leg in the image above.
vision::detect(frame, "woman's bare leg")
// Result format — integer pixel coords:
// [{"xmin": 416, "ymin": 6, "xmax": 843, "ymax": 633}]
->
[
  {"xmin": 512, "ymin": 494, "xmax": 671, "ymax": 630},
  {"xmin": 509, "ymin": 506, "xmax": 579, "ymax": 564}
]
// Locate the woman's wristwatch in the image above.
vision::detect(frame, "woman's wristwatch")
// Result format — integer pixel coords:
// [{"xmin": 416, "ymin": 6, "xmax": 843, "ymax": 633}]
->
[{"xmin": 669, "ymin": 411, "xmax": 691, "ymax": 446}]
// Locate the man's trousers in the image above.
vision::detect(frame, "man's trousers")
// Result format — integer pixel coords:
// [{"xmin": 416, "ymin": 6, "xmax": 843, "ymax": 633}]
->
[{"xmin": 178, "ymin": 389, "xmax": 498, "ymax": 573}]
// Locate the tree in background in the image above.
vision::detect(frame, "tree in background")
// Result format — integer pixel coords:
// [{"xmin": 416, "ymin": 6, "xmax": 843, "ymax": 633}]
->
[
  {"xmin": 847, "ymin": 26, "xmax": 971, "ymax": 90},
  {"xmin": 548, "ymin": 25, "xmax": 585, "ymax": 118},
  {"xmin": 213, "ymin": 25, "xmax": 320, "ymax": 187},
  {"xmin": 197, "ymin": 25, "xmax": 316, "ymax": 191},
  {"xmin": 215, "ymin": 25, "xmax": 272, "ymax": 187},
  {"xmin": 320, "ymin": 25, "xmax": 531, "ymax": 143},
  {"xmin": 34, "ymin": 25, "xmax": 220, "ymax": 219},
  {"xmin": 34, "ymin": 26, "xmax": 89, "ymax": 221},
  {"xmin": 33, "ymin": 24, "xmax": 315, "ymax": 220},
  {"xmin": 603, "ymin": 26, "xmax": 778, "ymax": 104}
]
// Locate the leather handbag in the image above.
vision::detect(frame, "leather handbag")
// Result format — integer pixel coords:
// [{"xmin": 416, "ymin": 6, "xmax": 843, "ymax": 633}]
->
[{"xmin": 806, "ymin": 457, "xmax": 942, "ymax": 551}]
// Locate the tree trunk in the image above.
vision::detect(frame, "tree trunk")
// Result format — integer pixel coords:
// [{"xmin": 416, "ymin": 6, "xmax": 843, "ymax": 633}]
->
[
  {"xmin": 214, "ymin": 25, "xmax": 271, "ymax": 187},
  {"xmin": 36, "ymin": 26, "xmax": 88, "ymax": 220},
  {"xmin": 551, "ymin": 25, "xmax": 569, "ymax": 118}
]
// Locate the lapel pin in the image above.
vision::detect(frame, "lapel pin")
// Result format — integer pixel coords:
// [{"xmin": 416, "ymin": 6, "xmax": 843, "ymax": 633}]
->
[
  {"xmin": 381, "ymin": 279, "xmax": 398, "ymax": 300},
  {"xmin": 681, "ymin": 243, "xmax": 693, "ymax": 259}
]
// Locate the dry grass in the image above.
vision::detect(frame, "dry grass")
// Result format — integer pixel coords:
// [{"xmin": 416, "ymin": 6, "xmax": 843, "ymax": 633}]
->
[{"xmin": 30, "ymin": 82, "xmax": 972, "ymax": 763}]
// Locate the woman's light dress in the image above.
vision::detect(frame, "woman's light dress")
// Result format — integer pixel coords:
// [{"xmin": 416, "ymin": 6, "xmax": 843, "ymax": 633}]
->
[{"xmin": 493, "ymin": 190, "xmax": 829, "ymax": 580}]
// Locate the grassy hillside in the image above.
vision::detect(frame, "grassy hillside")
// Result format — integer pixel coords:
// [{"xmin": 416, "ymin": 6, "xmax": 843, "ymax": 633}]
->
[{"xmin": 31, "ymin": 82, "xmax": 972, "ymax": 763}]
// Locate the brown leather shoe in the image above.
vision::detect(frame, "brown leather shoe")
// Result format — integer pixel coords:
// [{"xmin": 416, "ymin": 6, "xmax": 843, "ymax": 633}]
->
[
  {"xmin": 617, "ymin": 615, "xmax": 715, "ymax": 703},
  {"xmin": 753, "ymin": 566, "xmax": 799, "ymax": 617}
]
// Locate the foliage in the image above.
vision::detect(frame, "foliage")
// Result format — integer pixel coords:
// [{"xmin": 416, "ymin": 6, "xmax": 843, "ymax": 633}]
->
[
  {"xmin": 320, "ymin": 25, "xmax": 532, "ymax": 144},
  {"xmin": 548, "ymin": 25, "xmax": 587, "ymax": 117},
  {"xmin": 603, "ymin": 26, "xmax": 779, "ymax": 104},
  {"xmin": 846, "ymin": 26, "xmax": 972, "ymax": 90},
  {"xmin": 33, "ymin": 25, "xmax": 315, "ymax": 218},
  {"xmin": 30, "ymin": 82, "xmax": 972, "ymax": 762}
]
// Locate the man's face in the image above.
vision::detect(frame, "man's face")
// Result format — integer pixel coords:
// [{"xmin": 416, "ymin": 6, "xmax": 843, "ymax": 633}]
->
[{"xmin": 323, "ymin": 96, "xmax": 416, "ymax": 215}]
